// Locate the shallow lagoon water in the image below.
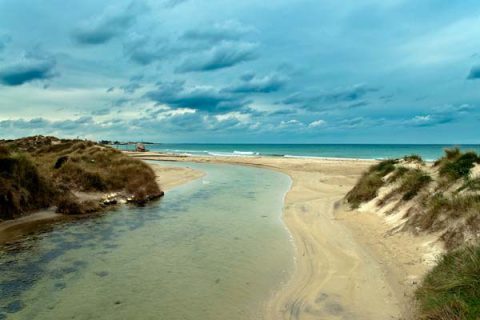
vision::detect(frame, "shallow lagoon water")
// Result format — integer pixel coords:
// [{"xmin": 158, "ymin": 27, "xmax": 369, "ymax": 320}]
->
[{"xmin": 0, "ymin": 162, "xmax": 294, "ymax": 320}]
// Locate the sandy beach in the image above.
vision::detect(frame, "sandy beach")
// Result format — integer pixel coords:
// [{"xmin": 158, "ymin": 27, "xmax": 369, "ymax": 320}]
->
[
  {"xmin": 131, "ymin": 152, "xmax": 439, "ymax": 320},
  {"xmin": 0, "ymin": 153, "xmax": 439, "ymax": 319}
]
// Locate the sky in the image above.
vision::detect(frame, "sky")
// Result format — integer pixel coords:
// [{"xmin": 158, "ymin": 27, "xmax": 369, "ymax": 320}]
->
[{"xmin": 0, "ymin": 0, "xmax": 479, "ymax": 143}]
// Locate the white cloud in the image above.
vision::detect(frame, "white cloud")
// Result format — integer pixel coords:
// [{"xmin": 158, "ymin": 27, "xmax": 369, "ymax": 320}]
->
[{"xmin": 308, "ymin": 119, "xmax": 326, "ymax": 128}]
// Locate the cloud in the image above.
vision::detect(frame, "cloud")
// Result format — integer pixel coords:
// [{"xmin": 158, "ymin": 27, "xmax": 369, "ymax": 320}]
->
[
  {"xmin": 163, "ymin": 0, "xmax": 189, "ymax": 8},
  {"xmin": 91, "ymin": 108, "xmax": 111, "ymax": 116},
  {"xmin": 0, "ymin": 56, "xmax": 56, "ymax": 86},
  {"xmin": 72, "ymin": 2, "xmax": 146, "ymax": 45},
  {"xmin": 467, "ymin": 65, "xmax": 480, "ymax": 80},
  {"xmin": 225, "ymin": 72, "xmax": 287, "ymax": 93},
  {"xmin": 308, "ymin": 119, "xmax": 326, "ymax": 128},
  {"xmin": 145, "ymin": 81, "xmax": 249, "ymax": 112},
  {"xmin": 176, "ymin": 42, "xmax": 257, "ymax": 72},
  {"xmin": 280, "ymin": 84, "xmax": 379, "ymax": 110},
  {"xmin": 0, "ymin": 116, "xmax": 95, "ymax": 133},
  {"xmin": 123, "ymin": 33, "xmax": 169, "ymax": 65},
  {"xmin": 182, "ymin": 21, "xmax": 253, "ymax": 43}
]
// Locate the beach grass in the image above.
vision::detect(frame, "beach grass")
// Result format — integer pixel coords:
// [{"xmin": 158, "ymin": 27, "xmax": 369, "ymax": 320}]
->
[
  {"xmin": 345, "ymin": 159, "xmax": 397, "ymax": 208},
  {"xmin": 0, "ymin": 136, "xmax": 162, "ymax": 219},
  {"xmin": 415, "ymin": 245, "xmax": 480, "ymax": 320}
]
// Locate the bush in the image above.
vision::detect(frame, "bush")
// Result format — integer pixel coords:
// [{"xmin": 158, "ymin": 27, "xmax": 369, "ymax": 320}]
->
[{"xmin": 415, "ymin": 245, "xmax": 480, "ymax": 320}]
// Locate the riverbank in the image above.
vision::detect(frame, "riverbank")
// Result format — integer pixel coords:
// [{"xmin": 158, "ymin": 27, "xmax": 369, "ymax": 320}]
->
[
  {"xmin": 130, "ymin": 152, "xmax": 440, "ymax": 320},
  {"xmin": 0, "ymin": 163, "xmax": 203, "ymax": 246}
]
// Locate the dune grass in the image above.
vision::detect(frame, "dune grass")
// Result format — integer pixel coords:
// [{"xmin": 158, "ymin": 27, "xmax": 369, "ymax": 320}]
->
[
  {"xmin": 0, "ymin": 148, "xmax": 56, "ymax": 219},
  {"xmin": 398, "ymin": 169, "xmax": 432, "ymax": 201},
  {"xmin": 0, "ymin": 136, "xmax": 162, "ymax": 219},
  {"xmin": 415, "ymin": 245, "xmax": 480, "ymax": 320},
  {"xmin": 344, "ymin": 149, "xmax": 480, "ymax": 319},
  {"xmin": 436, "ymin": 148, "xmax": 480, "ymax": 181},
  {"xmin": 404, "ymin": 154, "xmax": 425, "ymax": 164},
  {"xmin": 345, "ymin": 159, "xmax": 397, "ymax": 208}
]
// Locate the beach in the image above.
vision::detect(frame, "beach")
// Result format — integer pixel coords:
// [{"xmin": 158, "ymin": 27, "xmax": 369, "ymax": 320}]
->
[
  {"xmin": 131, "ymin": 152, "xmax": 439, "ymax": 320},
  {"xmin": 0, "ymin": 152, "xmax": 441, "ymax": 319}
]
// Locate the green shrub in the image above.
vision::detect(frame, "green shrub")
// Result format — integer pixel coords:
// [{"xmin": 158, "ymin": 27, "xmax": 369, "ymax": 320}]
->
[{"xmin": 415, "ymin": 245, "xmax": 480, "ymax": 320}]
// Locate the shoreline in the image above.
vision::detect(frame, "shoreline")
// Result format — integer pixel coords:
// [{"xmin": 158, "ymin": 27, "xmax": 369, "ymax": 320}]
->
[
  {"xmin": 132, "ymin": 152, "xmax": 438, "ymax": 320},
  {"xmin": 0, "ymin": 162, "xmax": 204, "ymax": 246}
]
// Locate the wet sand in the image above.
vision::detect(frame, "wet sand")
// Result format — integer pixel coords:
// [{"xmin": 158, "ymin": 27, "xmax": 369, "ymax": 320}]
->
[{"xmin": 131, "ymin": 152, "xmax": 438, "ymax": 320}]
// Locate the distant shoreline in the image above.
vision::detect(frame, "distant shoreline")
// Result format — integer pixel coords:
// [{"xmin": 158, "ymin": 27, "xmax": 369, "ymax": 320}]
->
[{"xmin": 123, "ymin": 143, "xmax": 480, "ymax": 162}]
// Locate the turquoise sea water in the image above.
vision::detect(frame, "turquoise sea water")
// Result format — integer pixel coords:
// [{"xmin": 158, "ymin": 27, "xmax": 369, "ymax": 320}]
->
[
  {"xmin": 0, "ymin": 162, "xmax": 293, "ymax": 320},
  {"xmin": 116, "ymin": 144, "xmax": 480, "ymax": 161}
]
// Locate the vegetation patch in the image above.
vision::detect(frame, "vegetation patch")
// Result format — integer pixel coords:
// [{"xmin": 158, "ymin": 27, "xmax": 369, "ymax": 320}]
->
[
  {"xmin": 0, "ymin": 136, "xmax": 162, "ymax": 220},
  {"xmin": 437, "ymin": 149, "xmax": 480, "ymax": 181},
  {"xmin": 346, "ymin": 159, "xmax": 397, "ymax": 208},
  {"xmin": 397, "ymin": 169, "xmax": 432, "ymax": 201},
  {"xmin": 415, "ymin": 245, "xmax": 480, "ymax": 320},
  {"xmin": 403, "ymin": 154, "xmax": 424, "ymax": 164},
  {"xmin": 0, "ymin": 151, "xmax": 56, "ymax": 219}
]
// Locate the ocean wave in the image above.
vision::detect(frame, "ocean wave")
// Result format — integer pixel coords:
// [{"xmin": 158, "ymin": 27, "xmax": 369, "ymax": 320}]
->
[{"xmin": 233, "ymin": 150, "xmax": 260, "ymax": 156}]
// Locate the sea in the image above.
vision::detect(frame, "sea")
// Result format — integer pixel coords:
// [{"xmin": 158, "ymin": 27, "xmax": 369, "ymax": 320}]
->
[{"xmin": 116, "ymin": 143, "xmax": 480, "ymax": 161}]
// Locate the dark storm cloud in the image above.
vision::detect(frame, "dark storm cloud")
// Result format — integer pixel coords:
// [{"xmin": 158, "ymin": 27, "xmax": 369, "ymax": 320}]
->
[
  {"xmin": 145, "ymin": 81, "xmax": 249, "ymax": 112},
  {"xmin": 280, "ymin": 84, "xmax": 379, "ymax": 110},
  {"xmin": 0, "ymin": 57, "xmax": 56, "ymax": 86},
  {"xmin": 72, "ymin": 2, "xmax": 146, "ymax": 45},
  {"xmin": 122, "ymin": 33, "xmax": 170, "ymax": 65},
  {"xmin": 176, "ymin": 42, "xmax": 257, "ymax": 72},
  {"xmin": 182, "ymin": 21, "xmax": 253, "ymax": 43},
  {"xmin": 224, "ymin": 73, "xmax": 287, "ymax": 93}
]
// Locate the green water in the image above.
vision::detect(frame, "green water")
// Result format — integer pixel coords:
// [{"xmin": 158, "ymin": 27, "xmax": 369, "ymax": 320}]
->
[{"xmin": 0, "ymin": 162, "xmax": 294, "ymax": 320}]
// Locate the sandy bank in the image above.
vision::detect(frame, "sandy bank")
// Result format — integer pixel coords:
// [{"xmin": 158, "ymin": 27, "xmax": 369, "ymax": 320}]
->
[
  {"xmin": 131, "ymin": 152, "xmax": 438, "ymax": 320},
  {"xmin": 0, "ymin": 162, "xmax": 203, "ymax": 246}
]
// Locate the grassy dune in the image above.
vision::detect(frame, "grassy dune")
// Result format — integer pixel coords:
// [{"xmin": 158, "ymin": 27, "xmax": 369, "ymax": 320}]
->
[
  {"xmin": 0, "ymin": 136, "xmax": 162, "ymax": 220},
  {"xmin": 345, "ymin": 149, "xmax": 480, "ymax": 319}
]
